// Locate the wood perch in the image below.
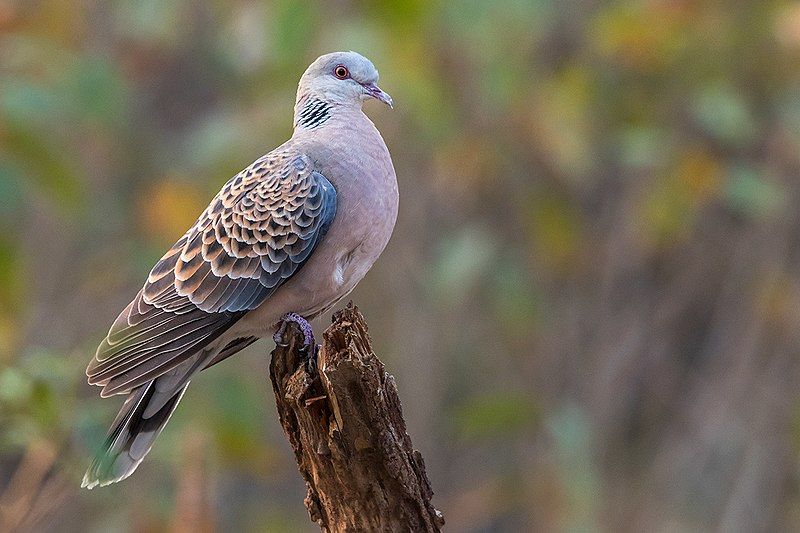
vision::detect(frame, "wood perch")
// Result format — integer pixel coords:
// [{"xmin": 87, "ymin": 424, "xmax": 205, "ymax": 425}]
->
[{"xmin": 269, "ymin": 303, "xmax": 444, "ymax": 532}]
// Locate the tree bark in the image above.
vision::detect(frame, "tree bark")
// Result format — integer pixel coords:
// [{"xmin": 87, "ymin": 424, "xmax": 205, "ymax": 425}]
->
[{"xmin": 269, "ymin": 303, "xmax": 444, "ymax": 532}]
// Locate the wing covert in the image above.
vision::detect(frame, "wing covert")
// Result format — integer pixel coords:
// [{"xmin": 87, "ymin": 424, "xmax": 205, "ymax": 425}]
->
[{"xmin": 87, "ymin": 148, "xmax": 337, "ymax": 396}]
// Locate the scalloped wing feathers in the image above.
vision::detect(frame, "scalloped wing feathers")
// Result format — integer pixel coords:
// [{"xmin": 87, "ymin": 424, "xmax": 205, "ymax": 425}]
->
[{"xmin": 86, "ymin": 149, "xmax": 337, "ymax": 397}]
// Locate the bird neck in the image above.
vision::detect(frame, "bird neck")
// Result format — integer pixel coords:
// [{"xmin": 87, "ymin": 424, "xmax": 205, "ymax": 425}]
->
[
  {"xmin": 293, "ymin": 92, "xmax": 361, "ymax": 132},
  {"xmin": 293, "ymin": 95, "xmax": 335, "ymax": 130}
]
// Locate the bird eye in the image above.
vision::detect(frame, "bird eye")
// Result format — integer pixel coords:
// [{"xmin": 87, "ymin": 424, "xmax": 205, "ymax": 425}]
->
[{"xmin": 334, "ymin": 65, "xmax": 349, "ymax": 79}]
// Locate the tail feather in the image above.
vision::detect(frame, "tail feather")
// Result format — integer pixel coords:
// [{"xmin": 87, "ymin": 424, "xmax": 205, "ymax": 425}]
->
[{"xmin": 82, "ymin": 381, "xmax": 188, "ymax": 489}]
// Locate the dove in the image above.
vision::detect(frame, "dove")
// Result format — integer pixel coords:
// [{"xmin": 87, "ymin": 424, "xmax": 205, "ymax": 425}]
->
[{"xmin": 82, "ymin": 51, "xmax": 398, "ymax": 489}]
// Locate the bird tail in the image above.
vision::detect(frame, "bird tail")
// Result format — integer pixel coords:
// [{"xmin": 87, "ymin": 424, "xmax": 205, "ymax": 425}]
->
[{"xmin": 82, "ymin": 381, "xmax": 188, "ymax": 489}]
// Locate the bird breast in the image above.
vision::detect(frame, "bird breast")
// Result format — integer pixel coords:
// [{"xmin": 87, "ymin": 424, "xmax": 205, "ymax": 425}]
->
[{"xmin": 238, "ymin": 110, "xmax": 398, "ymax": 335}]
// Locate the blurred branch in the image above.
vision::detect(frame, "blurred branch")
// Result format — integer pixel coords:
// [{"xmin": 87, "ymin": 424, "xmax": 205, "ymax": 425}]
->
[
  {"xmin": 170, "ymin": 429, "xmax": 214, "ymax": 533},
  {"xmin": 0, "ymin": 440, "xmax": 61, "ymax": 532},
  {"xmin": 269, "ymin": 303, "xmax": 444, "ymax": 532}
]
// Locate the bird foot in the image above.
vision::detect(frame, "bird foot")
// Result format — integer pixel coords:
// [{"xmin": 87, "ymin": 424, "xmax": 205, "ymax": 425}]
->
[
  {"xmin": 273, "ymin": 313, "xmax": 319, "ymax": 374},
  {"xmin": 305, "ymin": 343, "xmax": 321, "ymax": 374},
  {"xmin": 273, "ymin": 312, "xmax": 315, "ymax": 351}
]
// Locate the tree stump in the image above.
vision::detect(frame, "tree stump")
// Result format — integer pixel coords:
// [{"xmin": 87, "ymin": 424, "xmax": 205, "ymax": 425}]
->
[{"xmin": 269, "ymin": 303, "xmax": 444, "ymax": 532}]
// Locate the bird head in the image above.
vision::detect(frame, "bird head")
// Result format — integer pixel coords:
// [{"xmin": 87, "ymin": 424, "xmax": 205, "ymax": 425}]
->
[{"xmin": 297, "ymin": 51, "xmax": 393, "ymax": 109}]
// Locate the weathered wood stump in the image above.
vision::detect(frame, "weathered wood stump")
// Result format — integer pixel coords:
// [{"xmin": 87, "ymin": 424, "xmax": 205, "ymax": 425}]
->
[{"xmin": 269, "ymin": 303, "xmax": 443, "ymax": 532}]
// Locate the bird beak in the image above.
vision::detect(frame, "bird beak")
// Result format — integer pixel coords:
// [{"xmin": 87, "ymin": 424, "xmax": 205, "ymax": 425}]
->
[{"xmin": 362, "ymin": 82, "xmax": 393, "ymax": 108}]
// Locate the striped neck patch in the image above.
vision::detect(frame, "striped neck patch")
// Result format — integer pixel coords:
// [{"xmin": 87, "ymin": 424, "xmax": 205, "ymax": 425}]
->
[{"xmin": 294, "ymin": 98, "xmax": 332, "ymax": 130}]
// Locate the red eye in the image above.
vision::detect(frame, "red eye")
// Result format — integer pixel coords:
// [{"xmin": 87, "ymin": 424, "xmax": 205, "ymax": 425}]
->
[{"xmin": 334, "ymin": 65, "xmax": 349, "ymax": 79}]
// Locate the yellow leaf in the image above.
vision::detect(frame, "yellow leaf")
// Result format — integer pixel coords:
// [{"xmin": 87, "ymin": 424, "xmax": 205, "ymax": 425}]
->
[{"xmin": 139, "ymin": 178, "xmax": 206, "ymax": 245}]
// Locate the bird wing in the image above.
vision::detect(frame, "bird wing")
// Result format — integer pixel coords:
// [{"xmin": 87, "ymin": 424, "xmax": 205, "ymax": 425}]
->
[{"xmin": 86, "ymin": 148, "xmax": 337, "ymax": 396}]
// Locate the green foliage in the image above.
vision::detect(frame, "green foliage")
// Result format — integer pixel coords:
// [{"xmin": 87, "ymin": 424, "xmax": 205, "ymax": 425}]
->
[
  {"xmin": 724, "ymin": 165, "xmax": 787, "ymax": 218},
  {"xmin": 454, "ymin": 391, "xmax": 538, "ymax": 440}
]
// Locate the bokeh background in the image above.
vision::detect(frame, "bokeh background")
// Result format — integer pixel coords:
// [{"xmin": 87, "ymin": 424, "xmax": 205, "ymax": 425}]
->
[{"xmin": 3, "ymin": 0, "xmax": 800, "ymax": 531}]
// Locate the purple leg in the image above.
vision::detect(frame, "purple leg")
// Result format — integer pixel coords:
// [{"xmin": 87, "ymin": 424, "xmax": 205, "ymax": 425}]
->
[{"xmin": 273, "ymin": 312, "xmax": 315, "ymax": 350}]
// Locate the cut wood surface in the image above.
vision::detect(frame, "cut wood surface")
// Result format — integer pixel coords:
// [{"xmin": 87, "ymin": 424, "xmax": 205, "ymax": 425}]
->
[{"xmin": 269, "ymin": 303, "xmax": 444, "ymax": 532}]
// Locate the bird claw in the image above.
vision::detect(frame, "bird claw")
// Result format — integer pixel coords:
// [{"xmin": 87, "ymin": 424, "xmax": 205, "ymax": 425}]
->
[
  {"xmin": 272, "ymin": 322, "xmax": 290, "ymax": 347},
  {"xmin": 304, "ymin": 344, "xmax": 321, "ymax": 374},
  {"xmin": 274, "ymin": 313, "xmax": 318, "ymax": 374},
  {"xmin": 274, "ymin": 312, "xmax": 315, "ymax": 352}
]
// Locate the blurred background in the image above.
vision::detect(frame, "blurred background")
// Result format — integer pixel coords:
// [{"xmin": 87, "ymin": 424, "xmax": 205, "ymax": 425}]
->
[{"xmin": 3, "ymin": 0, "xmax": 800, "ymax": 531}]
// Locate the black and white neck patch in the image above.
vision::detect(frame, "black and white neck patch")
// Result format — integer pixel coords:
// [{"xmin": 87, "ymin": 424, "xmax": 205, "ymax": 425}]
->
[{"xmin": 295, "ymin": 98, "xmax": 332, "ymax": 130}]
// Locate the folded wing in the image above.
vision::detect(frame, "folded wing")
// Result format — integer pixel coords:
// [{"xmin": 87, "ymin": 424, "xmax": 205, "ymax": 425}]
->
[{"xmin": 86, "ymin": 149, "xmax": 337, "ymax": 396}]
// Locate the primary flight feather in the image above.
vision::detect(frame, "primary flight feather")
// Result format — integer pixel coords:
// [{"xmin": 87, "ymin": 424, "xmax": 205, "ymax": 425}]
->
[{"xmin": 82, "ymin": 51, "xmax": 397, "ymax": 488}]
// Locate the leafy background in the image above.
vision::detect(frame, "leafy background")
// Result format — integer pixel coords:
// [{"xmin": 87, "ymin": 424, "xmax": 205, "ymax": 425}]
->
[{"xmin": 3, "ymin": 0, "xmax": 800, "ymax": 531}]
